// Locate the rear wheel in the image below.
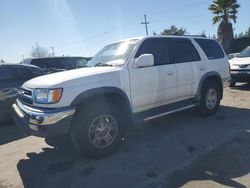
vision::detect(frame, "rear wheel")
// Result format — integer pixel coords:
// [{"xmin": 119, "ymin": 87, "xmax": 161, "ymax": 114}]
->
[
  {"xmin": 198, "ymin": 80, "xmax": 221, "ymax": 116},
  {"xmin": 70, "ymin": 101, "xmax": 125, "ymax": 159}
]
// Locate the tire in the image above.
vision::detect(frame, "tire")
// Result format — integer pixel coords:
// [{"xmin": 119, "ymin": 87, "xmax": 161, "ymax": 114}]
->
[
  {"xmin": 230, "ymin": 82, "xmax": 236, "ymax": 87},
  {"xmin": 70, "ymin": 101, "xmax": 125, "ymax": 159},
  {"xmin": 198, "ymin": 80, "xmax": 221, "ymax": 116}
]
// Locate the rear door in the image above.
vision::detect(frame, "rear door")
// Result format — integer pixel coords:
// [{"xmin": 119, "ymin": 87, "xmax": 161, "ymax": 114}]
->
[{"xmin": 171, "ymin": 38, "xmax": 202, "ymax": 98}]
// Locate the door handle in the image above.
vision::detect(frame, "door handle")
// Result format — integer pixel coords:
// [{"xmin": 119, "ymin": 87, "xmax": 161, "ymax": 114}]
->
[
  {"xmin": 199, "ymin": 67, "xmax": 205, "ymax": 71},
  {"xmin": 167, "ymin": 71, "xmax": 174, "ymax": 76}
]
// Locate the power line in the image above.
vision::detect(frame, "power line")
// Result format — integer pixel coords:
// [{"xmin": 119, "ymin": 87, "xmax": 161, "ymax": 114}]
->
[
  {"xmin": 141, "ymin": 14, "xmax": 150, "ymax": 36},
  {"xmin": 50, "ymin": 1, "xmax": 206, "ymax": 49},
  {"xmin": 53, "ymin": 19, "xmax": 139, "ymax": 48},
  {"xmin": 54, "ymin": 22, "xmax": 139, "ymax": 54}
]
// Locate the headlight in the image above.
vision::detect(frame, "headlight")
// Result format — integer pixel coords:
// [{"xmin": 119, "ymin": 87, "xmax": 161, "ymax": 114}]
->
[{"xmin": 34, "ymin": 88, "xmax": 63, "ymax": 104}]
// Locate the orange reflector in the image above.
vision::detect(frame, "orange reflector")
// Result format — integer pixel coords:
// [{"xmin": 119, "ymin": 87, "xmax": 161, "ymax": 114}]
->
[{"xmin": 51, "ymin": 89, "xmax": 62, "ymax": 102}]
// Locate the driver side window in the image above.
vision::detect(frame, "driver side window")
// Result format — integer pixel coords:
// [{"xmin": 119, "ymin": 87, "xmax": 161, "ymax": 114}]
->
[{"xmin": 135, "ymin": 38, "xmax": 172, "ymax": 66}]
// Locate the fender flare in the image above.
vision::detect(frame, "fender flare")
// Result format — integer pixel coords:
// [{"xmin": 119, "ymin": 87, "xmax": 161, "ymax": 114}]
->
[
  {"xmin": 196, "ymin": 71, "xmax": 223, "ymax": 100},
  {"xmin": 70, "ymin": 87, "xmax": 132, "ymax": 112}
]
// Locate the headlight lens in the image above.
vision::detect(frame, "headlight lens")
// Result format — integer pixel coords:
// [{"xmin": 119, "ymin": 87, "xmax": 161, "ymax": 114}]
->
[{"xmin": 34, "ymin": 88, "xmax": 63, "ymax": 104}]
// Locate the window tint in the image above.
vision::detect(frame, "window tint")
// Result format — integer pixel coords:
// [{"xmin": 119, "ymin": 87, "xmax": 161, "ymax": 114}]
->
[
  {"xmin": 62, "ymin": 58, "xmax": 75, "ymax": 69},
  {"xmin": 195, "ymin": 39, "xmax": 225, "ymax": 60},
  {"xmin": 0, "ymin": 67, "xmax": 13, "ymax": 80},
  {"xmin": 136, "ymin": 39, "xmax": 171, "ymax": 66},
  {"xmin": 15, "ymin": 68, "xmax": 35, "ymax": 80},
  {"xmin": 76, "ymin": 58, "xmax": 88, "ymax": 68},
  {"xmin": 239, "ymin": 46, "xmax": 250, "ymax": 58},
  {"xmin": 31, "ymin": 58, "xmax": 87, "ymax": 70},
  {"xmin": 31, "ymin": 58, "xmax": 64, "ymax": 69},
  {"xmin": 171, "ymin": 41, "xmax": 201, "ymax": 63},
  {"xmin": 30, "ymin": 68, "xmax": 42, "ymax": 76}
]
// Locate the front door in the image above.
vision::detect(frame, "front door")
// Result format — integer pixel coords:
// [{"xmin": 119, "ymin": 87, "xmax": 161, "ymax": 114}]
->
[{"xmin": 129, "ymin": 38, "xmax": 178, "ymax": 113}]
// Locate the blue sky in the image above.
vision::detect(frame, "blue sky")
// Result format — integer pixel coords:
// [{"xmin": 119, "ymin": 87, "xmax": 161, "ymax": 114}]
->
[{"xmin": 1, "ymin": 0, "xmax": 249, "ymax": 63}]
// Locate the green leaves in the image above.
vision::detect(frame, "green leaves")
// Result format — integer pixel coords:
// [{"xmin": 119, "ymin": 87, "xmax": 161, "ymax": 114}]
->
[
  {"xmin": 161, "ymin": 25, "xmax": 187, "ymax": 36},
  {"xmin": 212, "ymin": 16, "xmax": 221, "ymax": 24},
  {"xmin": 208, "ymin": 0, "xmax": 240, "ymax": 24}
]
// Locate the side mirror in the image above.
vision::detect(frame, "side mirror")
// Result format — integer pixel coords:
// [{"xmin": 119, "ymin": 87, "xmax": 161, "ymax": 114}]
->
[{"xmin": 134, "ymin": 54, "xmax": 154, "ymax": 68}]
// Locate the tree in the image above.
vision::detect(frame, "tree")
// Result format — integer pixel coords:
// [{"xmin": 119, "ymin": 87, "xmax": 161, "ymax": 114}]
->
[
  {"xmin": 234, "ymin": 27, "xmax": 250, "ymax": 38},
  {"xmin": 200, "ymin": 30, "xmax": 207, "ymax": 37},
  {"xmin": 30, "ymin": 43, "xmax": 50, "ymax": 58},
  {"xmin": 238, "ymin": 32, "xmax": 244, "ymax": 38},
  {"xmin": 161, "ymin": 25, "xmax": 187, "ymax": 36},
  {"xmin": 209, "ymin": 0, "xmax": 240, "ymax": 54},
  {"xmin": 152, "ymin": 31, "xmax": 157, "ymax": 36}
]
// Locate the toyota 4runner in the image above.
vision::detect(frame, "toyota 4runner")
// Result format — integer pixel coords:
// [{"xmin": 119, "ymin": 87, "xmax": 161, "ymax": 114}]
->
[{"xmin": 12, "ymin": 36, "xmax": 231, "ymax": 158}]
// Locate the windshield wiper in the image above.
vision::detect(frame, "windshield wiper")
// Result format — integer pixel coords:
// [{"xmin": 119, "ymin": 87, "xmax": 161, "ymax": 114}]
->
[{"xmin": 94, "ymin": 63, "xmax": 113, "ymax": 67}]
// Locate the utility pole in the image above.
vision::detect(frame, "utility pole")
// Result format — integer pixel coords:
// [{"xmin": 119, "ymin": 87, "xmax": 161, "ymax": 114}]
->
[
  {"xmin": 51, "ymin": 46, "xmax": 55, "ymax": 56},
  {"xmin": 141, "ymin": 14, "xmax": 150, "ymax": 36}
]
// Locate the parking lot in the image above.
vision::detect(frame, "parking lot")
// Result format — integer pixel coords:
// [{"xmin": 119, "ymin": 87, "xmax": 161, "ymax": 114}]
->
[{"xmin": 0, "ymin": 85, "xmax": 250, "ymax": 188}]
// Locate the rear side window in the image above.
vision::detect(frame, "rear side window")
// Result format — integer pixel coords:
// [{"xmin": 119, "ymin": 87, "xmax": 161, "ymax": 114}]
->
[
  {"xmin": 135, "ymin": 38, "xmax": 172, "ymax": 66},
  {"xmin": 195, "ymin": 39, "xmax": 225, "ymax": 60},
  {"xmin": 171, "ymin": 41, "xmax": 201, "ymax": 63},
  {"xmin": 0, "ymin": 67, "xmax": 13, "ymax": 80}
]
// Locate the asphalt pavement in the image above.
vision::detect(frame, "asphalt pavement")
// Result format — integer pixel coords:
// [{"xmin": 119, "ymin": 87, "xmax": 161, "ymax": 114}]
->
[{"xmin": 0, "ymin": 84, "xmax": 250, "ymax": 188}]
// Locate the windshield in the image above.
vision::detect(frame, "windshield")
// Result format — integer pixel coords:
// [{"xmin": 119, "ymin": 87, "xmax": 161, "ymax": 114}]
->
[
  {"xmin": 88, "ymin": 39, "xmax": 138, "ymax": 67},
  {"xmin": 239, "ymin": 46, "xmax": 250, "ymax": 58}
]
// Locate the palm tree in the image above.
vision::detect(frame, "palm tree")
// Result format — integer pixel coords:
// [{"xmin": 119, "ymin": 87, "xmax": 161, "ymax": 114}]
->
[{"xmin": 209, "ymin": 0, "xmax": 240, "ymax": 54}]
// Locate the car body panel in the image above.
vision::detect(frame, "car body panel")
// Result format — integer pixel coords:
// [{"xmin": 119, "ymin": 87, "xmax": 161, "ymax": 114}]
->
[
  {"xmin": 229, "ymin": 55, "xmax": 250, "ymax": 83},
  {"xmin": 0, "ymin": 64, "xmax": 42, "ymax": 120}
]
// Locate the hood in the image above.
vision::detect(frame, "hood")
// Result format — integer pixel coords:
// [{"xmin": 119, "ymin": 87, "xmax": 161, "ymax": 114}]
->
[
  {"xmin": 23, "ymin": 66, "xmax": 119, "ymax": 89},
  {"xmin": 229, "ymin": 57, "xmax": 250, "ymax": 65}
]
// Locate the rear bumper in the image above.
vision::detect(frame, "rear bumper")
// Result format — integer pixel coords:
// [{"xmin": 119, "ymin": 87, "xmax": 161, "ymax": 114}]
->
[{"xmin": 12, "ymin": 99, "xmax": 75, "ymax": 138}]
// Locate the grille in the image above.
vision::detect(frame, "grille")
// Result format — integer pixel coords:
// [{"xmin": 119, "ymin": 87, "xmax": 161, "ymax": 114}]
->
[{"xmin": 18, "ymin": 87, "xmax": 33, "ymax": 105}]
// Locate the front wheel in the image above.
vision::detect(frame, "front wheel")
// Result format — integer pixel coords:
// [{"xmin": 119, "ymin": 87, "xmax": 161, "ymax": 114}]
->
[
  {"xmin": 198, "ymin": 80, "xmax": 221, "ymax": 116},
  {"xmin": 70, "ymin": 102, "xmax": 125, "ymax": 159}
]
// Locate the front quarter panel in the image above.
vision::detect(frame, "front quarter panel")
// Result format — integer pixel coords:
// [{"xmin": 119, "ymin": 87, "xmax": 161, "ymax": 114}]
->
[{"xmin": 34, "ymin": 68, "xmax": 131, "ymax": 108}]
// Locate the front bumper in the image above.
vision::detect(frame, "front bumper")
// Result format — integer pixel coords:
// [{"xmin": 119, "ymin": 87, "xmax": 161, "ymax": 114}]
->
[
  {"xmin": 231, "ymin": 70, "xmax": 250, "ymax": 82},
  {"xmin": 12, "ymin": 99, "xmax": 75, "ymax": 137}
]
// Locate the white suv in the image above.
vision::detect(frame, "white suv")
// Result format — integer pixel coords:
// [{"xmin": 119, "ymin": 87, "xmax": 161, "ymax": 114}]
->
[{"xmin": 12, "ymin": 36, "xmax": 230, "ymax": 158}]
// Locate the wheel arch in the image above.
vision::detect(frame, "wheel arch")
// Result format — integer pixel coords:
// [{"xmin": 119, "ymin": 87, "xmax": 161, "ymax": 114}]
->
[
  {"xmin": 196, "ymin": 71, "xmax": 223, "ymax": 101},
  {"xmin": 71, "ymin": 87, "xmax": 133, "ymax": 119}
]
